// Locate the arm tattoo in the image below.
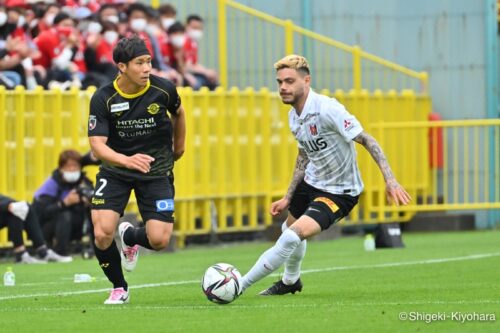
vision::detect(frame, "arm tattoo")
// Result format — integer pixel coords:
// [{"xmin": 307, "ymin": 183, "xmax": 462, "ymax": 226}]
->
[
  {"xmin": 353, "ymin": 131, "xmax": 395, "ymax": 182},
  {"xmin": 284, "ymin": 149, "xmax": 309, "ymax": 201}
]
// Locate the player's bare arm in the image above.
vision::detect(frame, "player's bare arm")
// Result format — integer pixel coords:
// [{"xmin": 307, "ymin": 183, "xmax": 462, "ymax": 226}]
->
[
  {"xmin": 270, "ymin": 148, "xmax": 309, "ymax": 216},
  {"xmin": 353, "ymin": 131, "xmax": 411, "ymax": 206},
  {"xmin": 172, "ymin": 105, "xmax": 186, "ymax": 161},
  {"xmin": 89, "ymin": 136, "xmax": 154, "ymax": 174}
]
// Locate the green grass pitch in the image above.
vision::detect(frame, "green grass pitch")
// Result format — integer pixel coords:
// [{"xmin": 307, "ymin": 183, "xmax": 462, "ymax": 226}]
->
[{"xmin": 0, "ymin": 230, "xmax": 499, "ymax": 333}]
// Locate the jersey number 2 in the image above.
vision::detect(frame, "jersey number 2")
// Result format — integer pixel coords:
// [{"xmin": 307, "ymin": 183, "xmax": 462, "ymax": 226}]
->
[{"xmin": 95, "ymin": 179, "xmax": 108, "ymax": 197}]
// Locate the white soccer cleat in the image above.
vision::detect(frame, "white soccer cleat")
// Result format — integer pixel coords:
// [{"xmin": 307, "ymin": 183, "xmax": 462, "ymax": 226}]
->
[
  {"xmin": 44, "ymin": 249, "xmax": 73, "ymax": 263},
  {"xmin": 119, "ymin": 222, "xmax": 139, "ymax": 272},
  {"xmin": 104, "ymin": 287, "xmax": 129, "ymax": 305},
  {"xmin": 19, "ymin": 252, "xmax": 47, "ymax": 264}
]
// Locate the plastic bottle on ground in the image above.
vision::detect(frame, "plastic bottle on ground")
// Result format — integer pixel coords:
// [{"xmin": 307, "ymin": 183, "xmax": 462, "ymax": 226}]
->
[{"xmin": 3, "ymin": 267, "xmax": 15, "ymax": 286}]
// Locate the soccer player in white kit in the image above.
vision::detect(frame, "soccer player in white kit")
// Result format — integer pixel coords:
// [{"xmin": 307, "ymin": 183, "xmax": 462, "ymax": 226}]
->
[{"xmin": 239, "ymin": 55, "xmax": 411, "ymax": 296}]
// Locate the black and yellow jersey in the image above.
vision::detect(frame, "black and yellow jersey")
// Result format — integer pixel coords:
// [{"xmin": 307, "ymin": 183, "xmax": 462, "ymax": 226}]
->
[{"xmin": 88, "ymin": 74, "xmax": 181, "ymax": 179}]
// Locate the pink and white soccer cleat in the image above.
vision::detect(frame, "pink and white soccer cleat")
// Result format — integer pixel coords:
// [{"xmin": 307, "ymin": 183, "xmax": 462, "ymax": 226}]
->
[
  {"xmin": 118, "ymin": 222, "xmax": 139, "ymax": 272},
  {"xmin": 104, "ymin": 287, "xmax": 129, "ymax": 305}
]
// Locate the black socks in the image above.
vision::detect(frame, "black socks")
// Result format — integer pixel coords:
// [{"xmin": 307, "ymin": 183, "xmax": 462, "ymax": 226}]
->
[
  {"xmin": 94, "ymin": 240, "xmax": 127, "ymax": 290},
  {"xmin": 123, "ymin": 227, "xmax": 154, "ymax": 250}
]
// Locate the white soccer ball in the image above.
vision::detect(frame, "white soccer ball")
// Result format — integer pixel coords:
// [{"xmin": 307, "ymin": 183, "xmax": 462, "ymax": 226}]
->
[{"xmin": 201, "ymin": 263, "xmax": 242, "ymax": 304}]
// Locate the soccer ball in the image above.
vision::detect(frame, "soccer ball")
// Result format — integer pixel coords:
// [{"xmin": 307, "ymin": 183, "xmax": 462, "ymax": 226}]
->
[{"xmin": 201, "ymin": 263, "xmax": 242, "ymax": 304}]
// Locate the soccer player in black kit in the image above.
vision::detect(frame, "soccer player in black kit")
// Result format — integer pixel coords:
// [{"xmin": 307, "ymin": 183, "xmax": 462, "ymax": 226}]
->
[{"xmin": 88, "ymin": 36, "xmax": 186, "ymax": 304}]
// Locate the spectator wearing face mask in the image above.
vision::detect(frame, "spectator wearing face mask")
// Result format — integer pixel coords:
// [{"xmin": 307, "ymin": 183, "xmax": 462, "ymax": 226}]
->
[
  {"xmin": 143, "ymin": 5, "xmax": 183, "ymax": 85},
  {"xmin": 184, "ymin": 14, "xmax": 218, "ymax": 90},
  {"xmin": 0, "ymin": 5, "xmax": 24, "ymax": 88},
  {"xmin": 125, "ymin": 3, "xmax": 154, "ymax": 54},
  {"xmin": 98, "ymin": 3, "xmax": 119, "ymax": 25},
  {"xmin": 158, "ymin": 4, "xmax": 177, "ymax": 32},
  {"xmin": 83, "ymin": 20, "xmax": 119, "ymax": 88},
  {"xmin": 32, "ymin": 149, "xmax": 94, "ymax": 257},
  {"xmin": 165, "ymin": 21, "xmax": 199, "ymax": 89},
  {"xmin": 0, "ymin": 3, "xmax": 41, "ymax": 89},
  {"xmin": 33, "ymin": 11, "xmax": 86, "ymax": 89},
  {"xmin": 29, "ymin": 3, "xmax": 61, "ymax": 39}
]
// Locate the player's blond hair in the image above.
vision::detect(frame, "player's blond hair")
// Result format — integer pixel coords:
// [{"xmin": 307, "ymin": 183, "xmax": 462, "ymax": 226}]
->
[{"xmin": 274, "ymin": 55, "xmax": 310, "ymax": 74}]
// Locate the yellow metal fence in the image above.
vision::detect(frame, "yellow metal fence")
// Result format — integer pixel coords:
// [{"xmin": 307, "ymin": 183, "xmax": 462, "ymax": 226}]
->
[
  {"xmin": 152, "ymin": 0, "xmax": 428, "ymax": 93},
  {"xmin": 1, "ymin": 88, "xmax": 498, "ymax": 248}
]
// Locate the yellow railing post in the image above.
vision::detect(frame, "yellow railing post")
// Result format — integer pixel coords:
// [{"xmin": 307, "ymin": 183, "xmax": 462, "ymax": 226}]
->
[
  {"xmin": 420, "ymin": 71, "xmax": 429, "ymax": 95},
  {"xmin": 14, "ymin": 86, "xmax": 26, "ymax": 200},
  {"xmin": 53, "ymin": 88, "xmax": 63, "ymax": 166},
  {"xmin": 218, "ymin": 0, "xmax": 228, "ymax": 88},
  {"xmin": 0, "ymin": 86, "xmax": 6, "ymax": 194},
  {"xmin": 285, "ymin": 19, "xmax": 294, "ymax": 55},
  {"xmin": 33, "ymin": 86, "xmax": 44, "ymax": 186},
  {"xmin": 260, "ymin": 87, "xmax": 273, "ymax": 226},
  {"xmin": 195, "ymin": 87, "xmax": 211, "ymax": 232},
  {"xmin": 352, "ymin": 45, "xmax": 362, "ymax": 90},
  {"xmin": 70, "ymin": 87, "xmax": 80, "ymax": 149},
  {"xmin": 214, "ymin": 87, "xmax": 228, "ymax": 230}
]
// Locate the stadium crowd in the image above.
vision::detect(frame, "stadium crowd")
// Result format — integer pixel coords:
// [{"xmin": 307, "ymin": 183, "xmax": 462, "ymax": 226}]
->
[{"xmin": 0, "ymin": 0, "xmax": 218, "ymax": 90}]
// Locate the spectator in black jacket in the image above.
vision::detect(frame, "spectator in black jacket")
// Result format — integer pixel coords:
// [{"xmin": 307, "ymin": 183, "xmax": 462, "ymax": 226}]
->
[
  {"xmin": 0, "ymin": 194, "xmax": 72, "ymax": 263},
  {"xmin": 33, "ymin": 149, "xmax": 94, "ymax": 256}
]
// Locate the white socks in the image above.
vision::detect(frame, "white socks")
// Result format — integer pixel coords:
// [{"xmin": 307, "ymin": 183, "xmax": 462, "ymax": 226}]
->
[
  {"xmin": 282, "ymin": 222, "xmax": 307, "ymax": 285},
  {"xmin": 241, "ymin": 228, "xmax": 301, "ymax": 292}
]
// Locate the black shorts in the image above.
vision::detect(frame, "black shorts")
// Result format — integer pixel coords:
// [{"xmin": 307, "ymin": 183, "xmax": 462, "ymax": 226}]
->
[
  {"xmin": 91, "ymin": 169, "xmax": 175, "ymax": 223},
  {"xmin": 289, "ymin": 180, "xmax": 359, "ymax": 230}
]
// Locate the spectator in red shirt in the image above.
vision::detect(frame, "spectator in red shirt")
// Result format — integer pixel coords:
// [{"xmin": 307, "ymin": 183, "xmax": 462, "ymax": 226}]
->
[
  {"xmin": 125, "ymin": 3, "xmax": 153, "ymax": 53},
  {"xmin": 0, "ymin": 4, "xmax": 42, "ymax": 89},
  {"xmin": 165, "ymin": 21, "xmax": 199, "ymax": 89},
  {"xmin": 33, "ymin": 12, "xmax": 85, "ymax": 89},
  {"xmin": 83, "ymin": 20, "xmax": 118, "ymax": 87},
  {"xmin": 184, "ymin": 14, "xmax": 218, "ymax": 90},
  {"xmin": 29, "ymin": 3, "xmax": 61, "ymax": 39}
]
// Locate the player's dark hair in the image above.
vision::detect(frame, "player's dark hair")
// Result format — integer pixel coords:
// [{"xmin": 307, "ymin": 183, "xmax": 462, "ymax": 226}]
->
[
  {"xmin": 186, "ymin": 14, "xmax": 203, "ymax": 24},
  {"xmin": 112, "ymin": 35, "xmax": 150, "ymax": 64},
  {"xmin": 167, "ymin": 22, "xmax": 185, "ymax": 35},
  {"xmin": 58, "ymin": 149, "xmax": 82, "ymax": 168}
]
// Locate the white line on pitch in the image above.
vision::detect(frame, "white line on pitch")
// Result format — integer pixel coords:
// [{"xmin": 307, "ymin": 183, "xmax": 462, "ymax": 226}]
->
[
  {"xmin": 1, "ymin": 299, "xmax": 499, "ymax": 312},
  {"xmin": 0, "ymin": 252, "xmax": 499, "ymax": 301}
]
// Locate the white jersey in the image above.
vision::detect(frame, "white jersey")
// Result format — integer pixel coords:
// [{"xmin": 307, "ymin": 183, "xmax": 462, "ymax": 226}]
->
[{"xmin": 289, "ymin": 89, "xmax": 364, "ymax": 196}]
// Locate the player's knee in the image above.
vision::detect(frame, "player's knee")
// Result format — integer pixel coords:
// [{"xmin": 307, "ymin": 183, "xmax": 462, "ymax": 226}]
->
[
  {"xmin": 148, "ymin": 236, "xmax": 170, "ymax": 250},
  {"xmin": 93, "ymin": 225, "xmax": 115, "ymax": 248},
  {"xmin": 277, "ymin": 229, "xmax": 301, "ymax": 249},
  {"xmin": 94, "ymin": 230, "xmax": 114, "ymax": 249}
]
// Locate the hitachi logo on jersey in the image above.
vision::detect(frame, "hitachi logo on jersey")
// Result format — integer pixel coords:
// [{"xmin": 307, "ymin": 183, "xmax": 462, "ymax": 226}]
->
[
  {"xmin": 110, "ymin": 102, "xmax": 130, "ymax": 113},
  {"xmin": 300, "ymin": 137, "xmax": 328, "ymax": 153},
  {"xmin": 116, "ymin": 117, "xmax": 155, "ymax": 126}
]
